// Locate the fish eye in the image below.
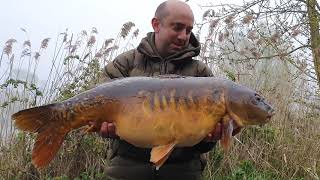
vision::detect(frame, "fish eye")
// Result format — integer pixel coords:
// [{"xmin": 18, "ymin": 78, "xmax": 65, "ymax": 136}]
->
[{"xmin": 254, "ymin": 94, "xmax": 262, "ymax": 101}]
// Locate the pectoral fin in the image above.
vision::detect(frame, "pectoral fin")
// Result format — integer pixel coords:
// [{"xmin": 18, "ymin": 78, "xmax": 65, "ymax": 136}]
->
[
  {"xmin": 150, "ymin": 142, "xmax": 176, "ymax": 169},
  {"xmin": 221, "ymin": 116, "xmax": 234, "ymax": 151},
  {"xmin": 83, "ymin": 124, "xmax": 96, "ymax": 133},
  {"xmin": 80, "ymin": 124, "xmax": 98, "ymax": 136}
]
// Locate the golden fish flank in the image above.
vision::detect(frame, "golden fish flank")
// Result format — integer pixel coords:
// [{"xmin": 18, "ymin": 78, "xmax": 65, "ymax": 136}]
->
[
  {"xmin": 139, "ymin": 89, "xmax": 178, "ymax": 113},
  {"xmin": 116, "ymin": 88, "xmax": 216, "ymax": 150},
  {"xmin": 11, "ymin": 76, "xmax": 275, "ymax": 169},
  {"xmin": 153, "ymin": 92, "xmax": 161, "ymax": 110},
  {"xmin": 169, "ymin": 89, "xmax": 176, "ymax": 110},
  {"xmin": 161, "ymin": 94, "xmax": 168, "ymax": 108}
]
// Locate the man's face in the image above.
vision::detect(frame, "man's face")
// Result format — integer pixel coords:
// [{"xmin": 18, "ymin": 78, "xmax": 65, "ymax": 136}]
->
[{"xmin": 153, "ymin": 9, "xmax": 194, "ymax": 57}]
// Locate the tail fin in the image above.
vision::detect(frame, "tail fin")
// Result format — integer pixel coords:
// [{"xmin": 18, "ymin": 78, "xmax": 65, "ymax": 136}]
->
[
  {"xmin": 12, "ymin": 104, "xmax": 56, "ymax": 132},
  {"xmin": 12, "ymin": 104, "xmax": 70, "ymax": 168},
  {"xmin": 32, "ymin": 125, "xmax": 68, "ymax": 168}
]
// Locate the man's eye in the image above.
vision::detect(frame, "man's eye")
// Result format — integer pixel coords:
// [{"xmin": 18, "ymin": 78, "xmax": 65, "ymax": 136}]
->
[
  {"xmin": 173, "ymin": 25, "xmax": 184, "ymax": 32},
  {"xmin": 172, "ymin": 23, "xmax": 193, "ymax": 34},
  {"xmin": 186, "ymin": 28, "xmax": 192, "ymax": 34}
]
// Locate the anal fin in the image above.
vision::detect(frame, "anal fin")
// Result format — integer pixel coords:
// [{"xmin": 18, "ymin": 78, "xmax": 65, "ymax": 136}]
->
[{"xmin": 150, "ymin": 142, "xmax": 176, "ymax": 169}]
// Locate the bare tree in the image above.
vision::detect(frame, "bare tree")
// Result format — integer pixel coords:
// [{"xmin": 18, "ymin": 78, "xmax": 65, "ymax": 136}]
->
[{"xmin": 196, "ymin": 0, "xmax": 320, "ymax": 89}]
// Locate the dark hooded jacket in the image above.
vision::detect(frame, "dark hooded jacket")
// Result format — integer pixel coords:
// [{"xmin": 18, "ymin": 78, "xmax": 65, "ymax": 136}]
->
[{"xmin": 102, "ymin": 32, "xmax": 215, "ymax": 163}]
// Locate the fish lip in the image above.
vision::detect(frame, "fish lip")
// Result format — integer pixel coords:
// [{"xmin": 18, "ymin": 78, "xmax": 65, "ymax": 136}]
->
[
  {"xmin": 265, "ymin": 114, "xmax": 274, "ymax": 122},
  {"xmin": 266, "ymin": 109, "xmax": 276, "ymax": 119}
]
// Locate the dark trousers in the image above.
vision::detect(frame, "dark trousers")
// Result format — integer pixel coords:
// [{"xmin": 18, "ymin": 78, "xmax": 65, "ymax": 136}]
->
[{"xmin": 105, "ymin": 155, "xmax": 205, "ymax": 180}]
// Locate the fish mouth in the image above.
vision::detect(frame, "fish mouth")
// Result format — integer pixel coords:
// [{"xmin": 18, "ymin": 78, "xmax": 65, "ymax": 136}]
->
[{"xmin": 266, "ymin": 109, "xmax": 276, "ymax": 121}]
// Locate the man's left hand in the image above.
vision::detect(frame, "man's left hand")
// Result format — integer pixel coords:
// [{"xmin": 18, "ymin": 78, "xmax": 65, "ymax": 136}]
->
[{"xmin": 203, "ymin": 122, "xmax": 242, "ymax": 142}]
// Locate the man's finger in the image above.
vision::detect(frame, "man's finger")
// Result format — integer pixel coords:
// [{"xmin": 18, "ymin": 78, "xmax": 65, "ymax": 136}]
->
[
  {"xmin": 100, "ymin": 122, "xmax": 109, "ymax": 138},
  {"xmin": 108, "ymin": 123, "xmax": 118, "ymax": 138}
]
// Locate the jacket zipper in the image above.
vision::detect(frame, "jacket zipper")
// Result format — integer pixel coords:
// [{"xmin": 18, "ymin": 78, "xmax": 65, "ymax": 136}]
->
[{"xmin": 159, "ymin": 58, "xmax": 166, "ymax": 75}]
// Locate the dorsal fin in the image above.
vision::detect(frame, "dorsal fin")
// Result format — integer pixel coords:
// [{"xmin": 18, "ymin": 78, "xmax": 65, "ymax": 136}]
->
[{"xmin": 156, "ymin": 74, "xmax": 188, "ymax": 79}]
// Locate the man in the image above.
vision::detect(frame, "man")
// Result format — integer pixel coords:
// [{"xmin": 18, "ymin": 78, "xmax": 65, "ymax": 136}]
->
[{"xmin": 94, "ymin": 1, "xmax": 240, "ymax": 179}]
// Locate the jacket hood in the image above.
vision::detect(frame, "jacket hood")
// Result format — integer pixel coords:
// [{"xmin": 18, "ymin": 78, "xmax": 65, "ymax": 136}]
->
[{"xmin": 137, "ymin": 32, "xmax": 201, "ymax": 61}]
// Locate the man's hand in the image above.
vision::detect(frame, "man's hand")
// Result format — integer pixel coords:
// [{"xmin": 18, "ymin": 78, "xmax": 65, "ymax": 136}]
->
[
  {"xmin": 88, "ymin": 121, "xmax": 118, "ymax": 138},
  {"xmin": 203, "ymin": 122, "xmax": 242, "ymax": 142},
  {"xmin": 100, "ymin": 122, "xmax": 118, "ymax": 138}
]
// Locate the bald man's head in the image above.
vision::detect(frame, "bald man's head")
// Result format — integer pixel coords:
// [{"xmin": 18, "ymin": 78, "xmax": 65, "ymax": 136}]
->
[
  {"xmin": 154, "ymin": 0, "xmax": 194, "ymax": 22},
  {"xmin": 152, "ymin": 0, "xmax": 195, "ymax": 57}
]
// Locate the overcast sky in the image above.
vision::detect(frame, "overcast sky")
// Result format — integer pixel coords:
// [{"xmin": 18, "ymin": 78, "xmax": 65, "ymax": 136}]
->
[
  {"xmin": 0, "ymin": 0, "xmax": 239, "ymax": 80},
  {"xmin": 0, "ymin": 0, "xmax": 217, "ymax": 45}
]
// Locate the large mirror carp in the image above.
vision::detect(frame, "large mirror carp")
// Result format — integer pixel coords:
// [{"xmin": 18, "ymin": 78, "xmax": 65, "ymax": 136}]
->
[{"xmin": 12, "ymin": 76, "xmax": 275, "ymax": 169}]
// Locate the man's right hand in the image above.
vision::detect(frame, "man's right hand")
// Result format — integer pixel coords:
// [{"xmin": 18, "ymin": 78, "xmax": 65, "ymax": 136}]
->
[
  {"xmin": 89, "ymin": 121, "xmax": 118, "ymax": 138},
  {"xmin": 100, "ymin": 122, "xmax": 118, "ymax": 138}
]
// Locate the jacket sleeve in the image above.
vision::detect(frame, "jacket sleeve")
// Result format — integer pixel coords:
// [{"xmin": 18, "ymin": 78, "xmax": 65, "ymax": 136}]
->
[
  {"xmin": 100, "ymin": 50, "xmax": 135, "ymax": 82},
  {"xmin": 197, "ymin": 61, "xmax": 214, "ymax": 77},
  {"xmin": 94, "ymin": 51, "xmax": 134, "ymax": 141}
]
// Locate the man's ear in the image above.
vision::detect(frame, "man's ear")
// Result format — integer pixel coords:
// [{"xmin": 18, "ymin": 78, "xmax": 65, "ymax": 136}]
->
[{"xmin": 152, "ymin": 17, "xmax": 161, "ymax": 33}]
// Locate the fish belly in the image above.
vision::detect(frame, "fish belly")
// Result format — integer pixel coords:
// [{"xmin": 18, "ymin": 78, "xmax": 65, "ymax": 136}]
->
[{"xmin": 114, "ymin": 102, "xmax": 220, "ymax": 148}]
